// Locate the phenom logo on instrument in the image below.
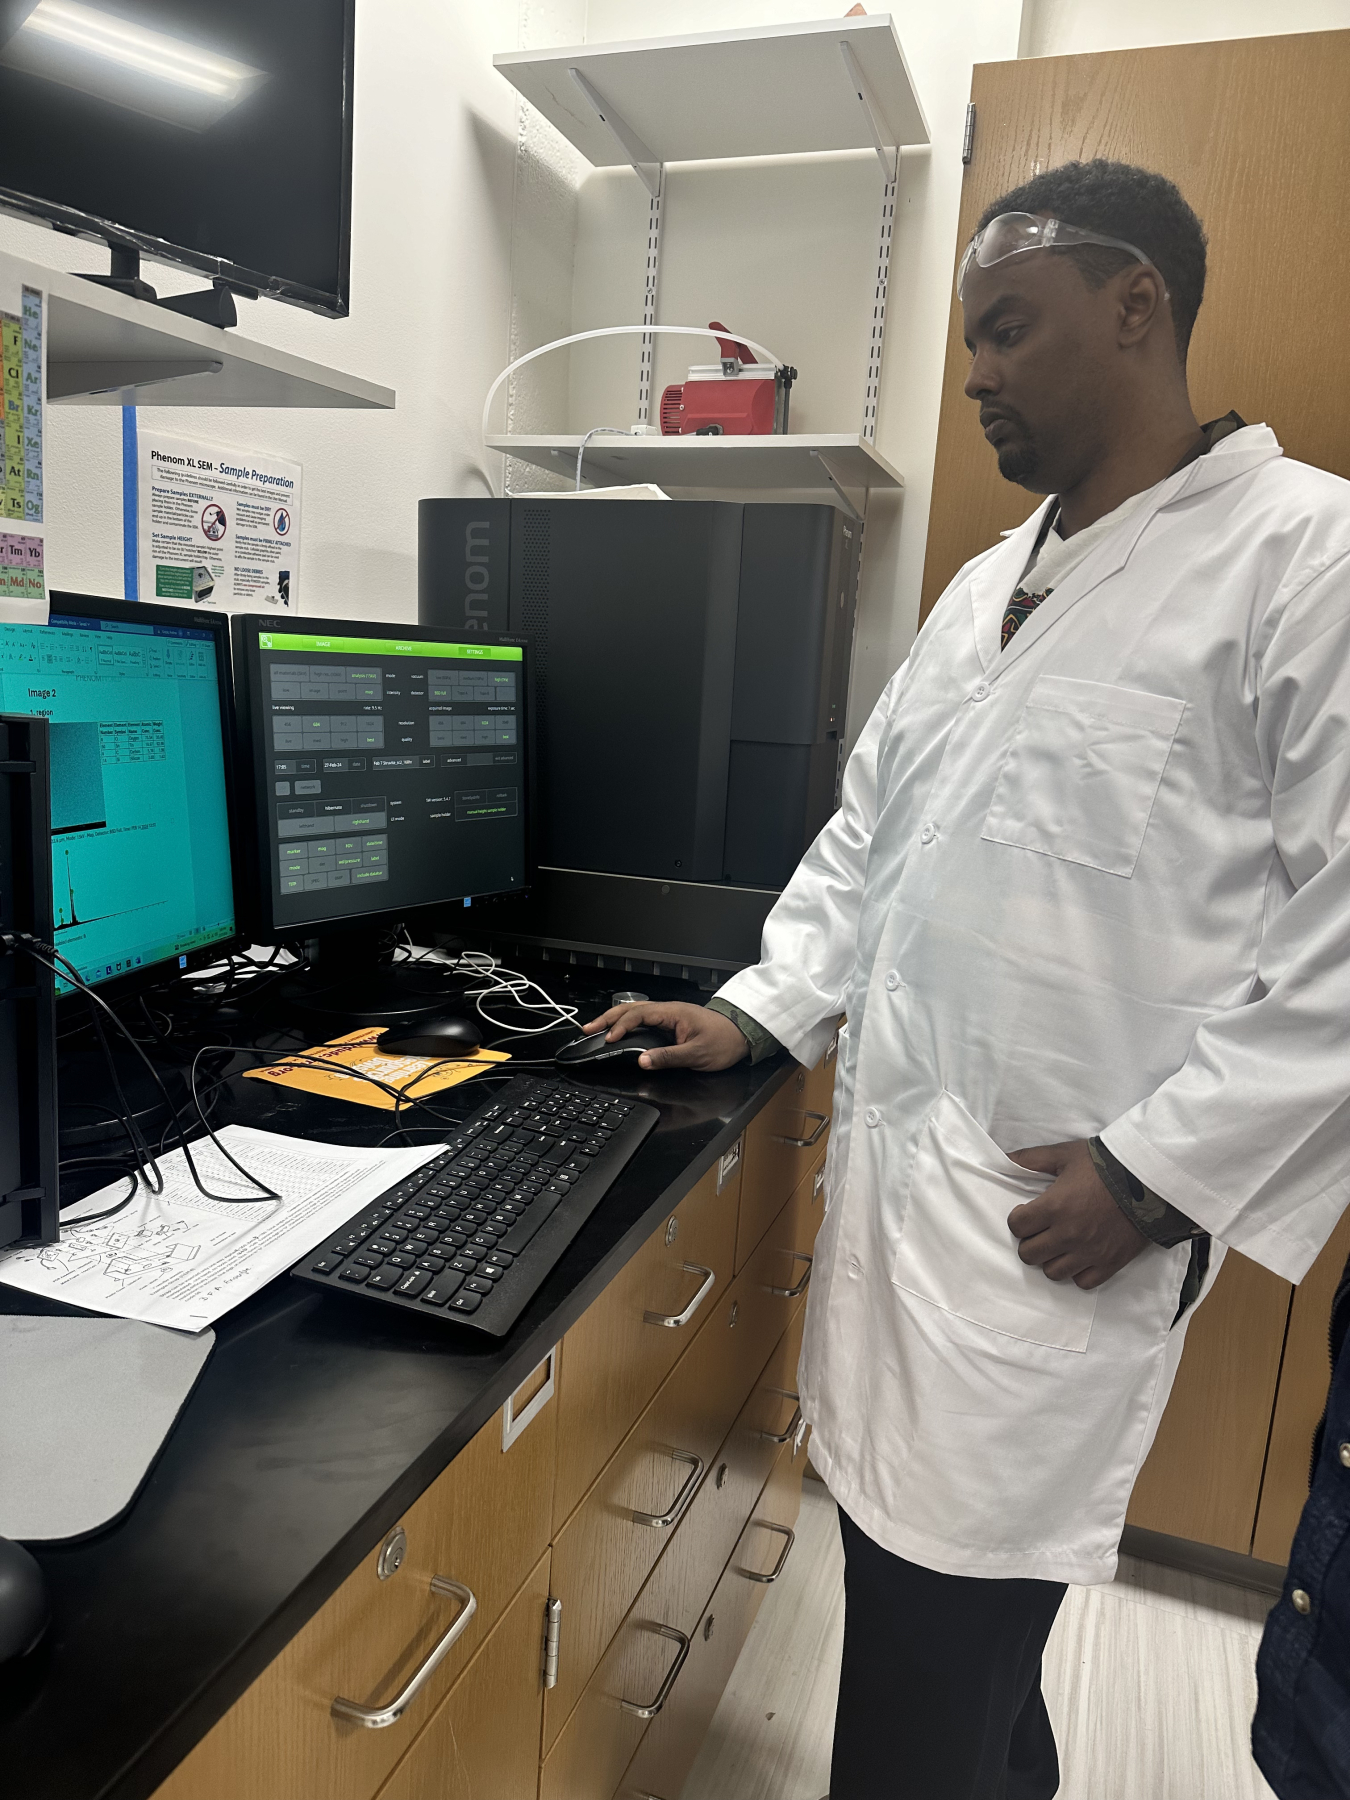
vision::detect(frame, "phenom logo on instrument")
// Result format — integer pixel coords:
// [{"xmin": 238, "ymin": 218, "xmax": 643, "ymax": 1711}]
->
[{"xmin": 464, "ymin": 521, "xmax": 491, "ymax": 633}]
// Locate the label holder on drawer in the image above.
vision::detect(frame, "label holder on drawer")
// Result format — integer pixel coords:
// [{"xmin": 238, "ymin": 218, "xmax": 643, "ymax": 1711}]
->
[{"xmin": 502, "ymin": 1346, "xmax": 556, "ymax": 1452}]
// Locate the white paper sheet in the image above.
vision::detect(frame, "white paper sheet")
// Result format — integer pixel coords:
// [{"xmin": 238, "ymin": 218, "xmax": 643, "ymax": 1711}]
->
[{"xmin": 0, "ymin": 1126, "xmax": 437, "ymax": 1333}]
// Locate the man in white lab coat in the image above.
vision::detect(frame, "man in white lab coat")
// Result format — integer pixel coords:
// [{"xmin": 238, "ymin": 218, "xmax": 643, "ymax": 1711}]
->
[{"xmin": 584, "ymin": 159, "xmax": 1350, "ymax": 1797}]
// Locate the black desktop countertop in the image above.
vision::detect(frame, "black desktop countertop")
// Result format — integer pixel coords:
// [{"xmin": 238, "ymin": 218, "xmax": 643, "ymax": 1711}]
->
[{"xmin": 0, "ymin": 961, "xmax": 794, "ymax": 1800}]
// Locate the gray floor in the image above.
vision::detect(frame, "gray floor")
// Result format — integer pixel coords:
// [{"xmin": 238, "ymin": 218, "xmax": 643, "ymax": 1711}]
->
[{"xmin": 680, "ymin": 1480, "xmax": 1278, "ymax": 1800}]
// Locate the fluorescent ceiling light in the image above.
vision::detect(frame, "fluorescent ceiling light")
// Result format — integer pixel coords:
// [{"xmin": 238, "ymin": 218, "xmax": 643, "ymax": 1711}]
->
[{"xmin": 1, "ymin": 1, "xmax": 267, "ymax": 130}]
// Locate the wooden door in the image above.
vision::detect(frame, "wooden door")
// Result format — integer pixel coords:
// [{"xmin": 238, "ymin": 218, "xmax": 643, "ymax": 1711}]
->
[
  {"xmin": 919, "ymin": 28, "xmax": 1350, "ymax": 624},
  {"xmin": 374, "ymin": 1552, "xmax": 550, "ymax": 1800},
  {"xmin": 1253, "ymin": 1211, "xmax": 1350, "ymax": 1564}
]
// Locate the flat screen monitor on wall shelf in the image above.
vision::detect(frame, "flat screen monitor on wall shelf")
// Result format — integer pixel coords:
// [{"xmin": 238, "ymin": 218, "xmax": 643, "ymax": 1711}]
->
[{"xmin": 0, "ymin": 0, "xmax": 355, "ymax": 316}]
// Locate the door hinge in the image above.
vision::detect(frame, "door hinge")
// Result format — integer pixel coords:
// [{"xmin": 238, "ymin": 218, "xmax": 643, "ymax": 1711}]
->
[
  {"xmin": 543, "ymin": 1597, "xmax": 562, "ymax": 1688},
  {"xmin": 962, "ymin": 102, "xmax": 977, "ymax": 166}
]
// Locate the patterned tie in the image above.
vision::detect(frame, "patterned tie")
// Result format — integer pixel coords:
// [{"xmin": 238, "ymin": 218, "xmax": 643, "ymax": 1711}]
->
[{"xmin": 1001, "ymin": 585, "xmax": 1053, "ymax": 652}]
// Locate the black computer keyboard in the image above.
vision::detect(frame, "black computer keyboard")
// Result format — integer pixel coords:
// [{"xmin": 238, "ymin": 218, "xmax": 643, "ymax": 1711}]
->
[{"xmin": 290, "ymin": 1074, "xmax": 658, "ymax": 1337}]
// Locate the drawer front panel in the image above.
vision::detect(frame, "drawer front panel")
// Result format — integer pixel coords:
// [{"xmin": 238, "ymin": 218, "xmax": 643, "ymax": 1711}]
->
[
  {"xmin": 554, "ymin": 1157, "xmax": 739, "ymax": 1530},
  {"xmin": 152, "ymin": 1369, "xmax": 557, "ymax": 1800},
  {"xmin": 619, "ymin": 1438, "xmax": 808, "ymax": 1800},
  {"xmin": 374, "ymin": 1552, "xmax": 550, "ymax": 1800},
  {"xmin": 730, "ymin": 1155, "xmax": 822, "ymax": 1384},
  {"xmin": 735, "ymin": 1035, "xmax": 838, "ymax": 1274},
  {"xmin": 546, "ymin": 1272, "xmax": 756, "ymax": 1749}
]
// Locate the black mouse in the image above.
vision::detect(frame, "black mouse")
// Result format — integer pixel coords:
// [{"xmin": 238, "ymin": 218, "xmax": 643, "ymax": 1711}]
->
[
  {"xmin": 0, "ymin": 1537, "xmax": 49, "ymax": 1665},
  {"xmin": 376, "ymin": 1014, "xmax": 483, "ymax": 1058},
  {"xmin": 555, "ymin": 1025, "xmax": 677, "ymax": 1066}
]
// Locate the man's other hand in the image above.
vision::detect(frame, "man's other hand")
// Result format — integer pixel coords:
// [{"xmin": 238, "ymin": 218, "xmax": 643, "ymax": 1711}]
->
[
  {"xmin": 579, "ymin": 1001, "xmax": 750, "ymax": 1072},
  {"xmin": 1006, "ymin": 1139, "xmax": 1149, "ymax": 1290}
]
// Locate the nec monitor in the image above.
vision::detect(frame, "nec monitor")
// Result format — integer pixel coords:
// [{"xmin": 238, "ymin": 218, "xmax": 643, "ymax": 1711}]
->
[
  {"xmin": 0, "ymin": 594, "xmax": 241, "ymax": 996},
  {"xmin": 231, "ymin": 617, "xmax": 531, "ymax": 941},
  {"xmin": 0, "ymin": 0, "xmax": 354, "ymax": 315}
]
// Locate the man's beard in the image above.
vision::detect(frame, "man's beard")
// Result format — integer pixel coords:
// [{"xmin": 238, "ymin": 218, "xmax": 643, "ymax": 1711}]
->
[{"xmin": 996, "ymin": 432, "xmax": 1042, "ymax": 488}]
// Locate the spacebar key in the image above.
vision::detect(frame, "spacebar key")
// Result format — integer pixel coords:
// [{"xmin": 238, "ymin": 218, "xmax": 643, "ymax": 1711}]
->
[{"xmin": 497, "ymin": 1188, "xmax": 568, "ymax": 1255}]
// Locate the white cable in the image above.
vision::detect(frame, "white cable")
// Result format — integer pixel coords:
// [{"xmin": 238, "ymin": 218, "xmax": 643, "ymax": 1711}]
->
[
  {"xmin": 481, "ymin": 322, "xmax": 786, "ymax": 484},
  {"xmin": 575, "ymin": 425, "xmax": 633, "ymax": 491}
]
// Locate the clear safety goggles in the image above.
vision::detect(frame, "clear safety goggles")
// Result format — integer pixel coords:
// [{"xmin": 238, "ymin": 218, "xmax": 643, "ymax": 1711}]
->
[{"xmin": 957, "ymin": 212, "xmax": 1154, "ymax": 300}]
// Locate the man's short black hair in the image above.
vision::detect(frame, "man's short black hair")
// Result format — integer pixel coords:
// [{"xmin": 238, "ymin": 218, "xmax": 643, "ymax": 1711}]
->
[{"xmin": 976, "ymin": 160, "xmax": 1207, "ymax": 358}]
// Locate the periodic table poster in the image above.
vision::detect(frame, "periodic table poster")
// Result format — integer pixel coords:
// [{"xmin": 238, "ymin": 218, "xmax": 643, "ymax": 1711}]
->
[{"xmin": 0, "ymin": 274, "xmax": 46, "ymax": 624}]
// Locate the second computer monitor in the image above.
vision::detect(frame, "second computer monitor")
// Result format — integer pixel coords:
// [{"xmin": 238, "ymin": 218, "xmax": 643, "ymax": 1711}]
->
[{"xmin": 231, "ymin": 616, "xmax": 530, "ymax": 937}]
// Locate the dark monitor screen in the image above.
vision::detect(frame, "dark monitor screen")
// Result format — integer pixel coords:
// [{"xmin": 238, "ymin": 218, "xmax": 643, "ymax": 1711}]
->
[
  {"xmin": 0, "ymin": 0, "xmax": 354, "ymax": 314},
  {"xmin": 232, "ymin": 618, "xmax": 531, "ymax": 937},
  {"xmin": 0, "ymin": 594, "xmax": 240, "ymax": 993}
]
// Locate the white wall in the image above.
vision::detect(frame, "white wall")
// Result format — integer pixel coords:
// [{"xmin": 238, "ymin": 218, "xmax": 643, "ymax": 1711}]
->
[
  {"xmin": 573, "ymin": 0, "xmax": 1025, "ymax": 743},
  {"xmin": 1022, "ymin": 0, "xmax": 1350, "ymax": 57},
  {"xmin": 0, "ymin": 0, "xmax": 587, "ymax": 618}
]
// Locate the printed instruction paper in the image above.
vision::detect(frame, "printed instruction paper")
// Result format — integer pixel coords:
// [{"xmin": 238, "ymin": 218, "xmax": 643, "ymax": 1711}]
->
[
  {"xmin": 1, "ymin": 270, "xmax": 45, "ymax": 624},
  {"xmin": 0, "ymin": 1127, "xmax": 435, "ymax": 1332},
  {"xmin": 138, "ymin": 429, "xmax": 300, "ymax": 611}
]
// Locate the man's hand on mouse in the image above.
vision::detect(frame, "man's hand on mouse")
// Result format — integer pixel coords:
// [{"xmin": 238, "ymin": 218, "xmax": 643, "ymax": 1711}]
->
[
  {"xmin": 1005, "ymin": 1139, "xmax": 1149, "ymax": 1290},
  {"xmin": 580, "ymin": 1002, "xmax": 750, "ymax": 1072}
]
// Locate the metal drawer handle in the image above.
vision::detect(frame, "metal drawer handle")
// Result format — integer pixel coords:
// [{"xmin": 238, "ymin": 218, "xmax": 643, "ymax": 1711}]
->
[
  {"xmin": 645, "ymin": 1262, "xmax": 715, "ymax": 1328},
  {"xmin": 632, "ymin": 1450, "xmax": 705, "ymax": 1529},
  {"xmin": 738, "ymin": 1521, "xmax": 796, "ymax": 1584},
  {"xmin": 768, "ymin": 1250, "xmax": 813, "ymax": 1299},
  {"xmin": 759, "ymin": 1388, "xmax": 802, "ymax": 1445},
  {"xmin": 773, "ymin": 1110, "xmax": 829, "ymax": 1150},
  {"xmin": 332, "ymin": 1576, "xmax": 477, "ymax": 1729},
  {"xmin": 619, "ymin": 1623, "xmax": 691, "ymax": 1718}
]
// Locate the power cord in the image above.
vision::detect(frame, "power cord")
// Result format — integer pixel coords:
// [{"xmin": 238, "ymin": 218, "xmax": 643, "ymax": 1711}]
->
[{"xmin": 1, "ymin": 928, "xmax": 283, "ymax": 1207}]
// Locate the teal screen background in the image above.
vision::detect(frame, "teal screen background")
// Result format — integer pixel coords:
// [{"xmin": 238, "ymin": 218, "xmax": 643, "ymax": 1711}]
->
[{"xmin": 0, "ymin": 612, "xmax": 235, "ymax": 990}]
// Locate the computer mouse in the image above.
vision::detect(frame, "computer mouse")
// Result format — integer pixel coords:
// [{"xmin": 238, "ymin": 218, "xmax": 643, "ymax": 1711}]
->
[
  {"xmin": 376, "ymin": 1014, "xmax": 483, "ymax": 1058},
  {"xmin": 0, "ymin": 1536, "xmax": 49, "ymax": 1664},
  {"xmin": 555, "ymin": 1025, "xmax": 678, "ymax": 1066}
]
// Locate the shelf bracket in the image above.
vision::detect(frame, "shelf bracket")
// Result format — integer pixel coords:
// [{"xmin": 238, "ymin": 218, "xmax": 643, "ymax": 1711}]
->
[
  {"xmin": 811, "ymin": 451, "xmax": 865, "ymax": 524},
  {"xmin": 839, "ymin": 42, "xmax": 897, "ymax": 445},
  {"xmin": 839, "ymin": 41, "xmax": 898, "ymax": 183},
  {"xmin": 637, "ymin": 168, "xmax": 665, "ymax": 427},
  {"xmin": 47, "ymin": 358, "xmax": 224, "ymax": 402},
  {"xmin": 569, "ymin": 67, "xmax": 663, "ymax": 199}
]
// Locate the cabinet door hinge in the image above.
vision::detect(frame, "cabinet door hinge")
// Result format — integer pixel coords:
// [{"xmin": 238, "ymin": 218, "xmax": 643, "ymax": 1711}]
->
[
  {"xmin": 962, "ymin": 103, "xmax": 977, "ymax": 166},
  {"xmin": 543, "ymin": 1596, "xmax": 562, "ymax": 1688}
]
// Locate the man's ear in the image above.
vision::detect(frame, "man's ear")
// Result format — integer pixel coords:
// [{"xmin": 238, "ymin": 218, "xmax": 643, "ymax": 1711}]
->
[{"xmin": 1117, "ymin": 264, "xmax": 1170, "ymax": 348}]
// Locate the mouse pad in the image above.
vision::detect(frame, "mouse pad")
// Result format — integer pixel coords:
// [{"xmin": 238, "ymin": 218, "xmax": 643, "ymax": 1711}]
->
[
  {"xmin": 242, "ymin": 1029, "xmax": 510, "ymax": 1110},
  {"xmin": 0, "ymin": 1317, "xmax": 216, "ymax": 1542}
]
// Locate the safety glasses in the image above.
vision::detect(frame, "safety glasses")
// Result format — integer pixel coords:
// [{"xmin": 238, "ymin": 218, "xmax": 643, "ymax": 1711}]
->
[{"xmin": 957, "ymin": 212, "xmax": 1155, "ymax": 300}]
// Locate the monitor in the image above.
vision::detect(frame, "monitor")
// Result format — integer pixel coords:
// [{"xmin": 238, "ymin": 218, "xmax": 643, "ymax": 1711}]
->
[
  {"xmin": 0, "ymin": 0, "xmax": 354, "ymax": 316},
  {"xmin": 231, "ymin": 617, "xmax": 531, "ymax": 944},
  {"xmin": 0, "ymin": 593, "xmax": 241, "ymax": 995}
]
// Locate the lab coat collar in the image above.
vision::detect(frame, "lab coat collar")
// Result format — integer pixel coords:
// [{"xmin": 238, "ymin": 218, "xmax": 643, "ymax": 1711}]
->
[{"xmin": 974, "ymin": 424, "xmax": 1284, "ymax": 681}]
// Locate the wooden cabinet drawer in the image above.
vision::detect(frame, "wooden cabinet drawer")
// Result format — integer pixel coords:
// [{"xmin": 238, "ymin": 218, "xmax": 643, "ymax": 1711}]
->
[
  {"xmin": 546, "ymin": 1258, "xmax": 765, "ymax": 1751},
  {"xmin": 735, "ymin": 1031, "xmax": 838, "ymax": 1273},
  {"xmin": 374, "ymin": 1550, "xmax": 550, "ymax": 1800},
  {"xmin": 729, "ymin": 1152, "xmax": 822, "ymax": 1387},
  {"xmin": 152, "ymin": 1362, "xmax": 557, "ymax": 1800},
  {"xmin": 618, "ymin": 1437, "xmax": 807, "ymax": 1800},
  {"xmin": 554, "ymin": 1155, "xmax": 740, "ymax": 1530},
  {"xmin": 540, "ymin": 1308, "xmax": 808, "ymax": 1800}
]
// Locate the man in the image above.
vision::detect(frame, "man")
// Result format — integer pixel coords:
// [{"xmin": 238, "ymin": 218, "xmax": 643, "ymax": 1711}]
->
[{"xmin": 584, "ymin": 160, "xmax": 1350, "ymax": 1797}]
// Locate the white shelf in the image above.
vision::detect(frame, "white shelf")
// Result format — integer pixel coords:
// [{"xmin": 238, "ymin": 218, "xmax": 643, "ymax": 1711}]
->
[
  {"xmin": 2, "ymin": 249, "xmax": 394, "ymax": 409},
  {"xmin": 493, "ymin": 15, "xmax": 929, "ymax": 167},
  {"xmin": 488, "ymin": 432, "xmax": 902, "ymax": 494}
]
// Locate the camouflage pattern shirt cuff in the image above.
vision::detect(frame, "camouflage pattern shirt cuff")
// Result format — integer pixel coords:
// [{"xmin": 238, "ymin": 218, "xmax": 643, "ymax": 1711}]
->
[
  {"xmin": 1088, "ymin": 1136, "xmax": 1203, "ymax": 1249},
  {"xmin": 705, "ymin": 998, "xmax": 781, "ymax": 1065}
]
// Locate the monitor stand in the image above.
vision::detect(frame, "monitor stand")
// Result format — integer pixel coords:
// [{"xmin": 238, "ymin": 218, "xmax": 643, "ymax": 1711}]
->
[
  {"xmin": 269, "ymin": 930, "xmax": 473, "ymax": 1030},
  {"xmin": 77, "ymin": 243, "xmax": 243, "ymax": 328}
]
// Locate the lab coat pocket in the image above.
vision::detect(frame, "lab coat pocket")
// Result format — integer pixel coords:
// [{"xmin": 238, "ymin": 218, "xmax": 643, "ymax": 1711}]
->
[
  {"xmin": 982, "ymin": 676, "xmax": 1185, "ymax": 877},
  {"xmin": 891, "ymin": 1091, "xmax": 1097, "ymax": 1352}
]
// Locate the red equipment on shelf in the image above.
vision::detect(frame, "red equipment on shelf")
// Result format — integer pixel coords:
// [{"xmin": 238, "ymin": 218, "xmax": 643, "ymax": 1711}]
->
[{"xmin": 659, "ymin": 322, "xmax": 796, "ymax": 437}]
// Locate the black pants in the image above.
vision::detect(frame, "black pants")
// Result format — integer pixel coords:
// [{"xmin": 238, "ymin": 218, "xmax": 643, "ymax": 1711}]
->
[{"xmin": 829, "ymin": 1508, "xmax": 1067, "ymax": 1800}]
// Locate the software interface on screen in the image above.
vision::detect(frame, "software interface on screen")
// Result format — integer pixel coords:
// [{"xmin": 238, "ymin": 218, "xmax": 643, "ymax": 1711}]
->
[
  {"xmin": 0, "ymin": 611, "xmax": 235, "ymax": 991},
  {"xmin": 254, "ymin": 630, "xmax": 526, "ymax": 928}
]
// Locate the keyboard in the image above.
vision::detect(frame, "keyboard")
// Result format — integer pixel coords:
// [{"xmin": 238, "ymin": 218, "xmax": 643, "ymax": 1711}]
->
[{"xmin": 290, "ymin": 1074, "xmax": 658, "ymax": 1337}]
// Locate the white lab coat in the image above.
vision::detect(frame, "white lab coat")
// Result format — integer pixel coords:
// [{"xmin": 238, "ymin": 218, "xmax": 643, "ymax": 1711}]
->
[{"xmin": 717, "ymin": 425, "xmax": 1350, "ymax": 1583}]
